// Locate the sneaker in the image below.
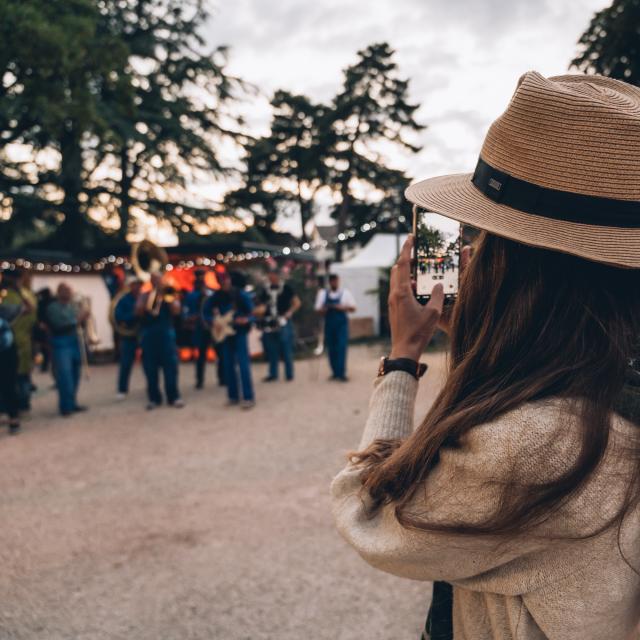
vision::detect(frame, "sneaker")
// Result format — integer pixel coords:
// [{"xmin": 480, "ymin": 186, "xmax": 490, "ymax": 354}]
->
[
  {"xmin": 336, "ymin": 376, "xmax": 349, "ymax": 383},
  {"xmin": 195, "ymin": 381, "xmax": 204, "ymax": 390},
  {"xmin": 241, "ymin": 400, "xmax": 256, "ymax": 410},
  {"xmin": 8, "ymin": 422, "xmax": 20, "ymax": 435},
  {"xmin": 73, "ymin": 405, "xmax": 89, "ymax": 413},
  {"xmin": 225, "ymin": 399, "xmax": 239, "ymax": 407},
  {"xmin": 146, "ymin": 402, "xmax": 160, "ymax": 411},
  {"xmin": 171, "ymin": 398, "xmax": 185, "ymax": 409},
  {"xmin": 115, "ymin": 393, "xmax": 127, "ymax": 401},
  {"xmin": 262, "ymin": 376, "xmax": 277, "ymax": 383}
]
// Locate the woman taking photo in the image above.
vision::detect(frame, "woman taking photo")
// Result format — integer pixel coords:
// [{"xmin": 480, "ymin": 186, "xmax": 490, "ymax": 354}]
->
[{"xmin": 331, "ymin": 71, "xmax": 640, "ymax": 639}]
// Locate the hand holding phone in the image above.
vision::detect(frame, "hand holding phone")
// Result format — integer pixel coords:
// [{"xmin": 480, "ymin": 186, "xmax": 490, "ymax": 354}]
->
[
  {"xmin": 389, "ymin": 235, "xmax": 445, "ymax": 361},
  {"xmin": 412, "ymin": 205, "xmax": 461, "ymax": 305}
]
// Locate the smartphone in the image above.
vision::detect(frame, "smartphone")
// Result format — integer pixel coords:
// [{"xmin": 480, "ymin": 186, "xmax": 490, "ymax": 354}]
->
[{"xmin": 412, "ymin": 205, "xmax": 461, "ymax": 305}]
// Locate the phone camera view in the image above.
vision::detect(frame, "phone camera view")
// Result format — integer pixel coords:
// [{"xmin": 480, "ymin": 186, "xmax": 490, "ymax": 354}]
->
[{"xmin": 414, "ymin": 210, "xmax": 460, "ymax": 301}]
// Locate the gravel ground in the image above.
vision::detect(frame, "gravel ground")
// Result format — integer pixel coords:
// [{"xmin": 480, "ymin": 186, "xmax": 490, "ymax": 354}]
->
[{"xmin": 0, "ymin": 345, "xmax": 448, "ymax": 640}]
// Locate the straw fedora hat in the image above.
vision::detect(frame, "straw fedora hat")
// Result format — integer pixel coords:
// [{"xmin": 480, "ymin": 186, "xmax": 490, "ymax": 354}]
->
[{"xmin": 406, "ymin": 71, "xmax": 640, "ymax": 268}]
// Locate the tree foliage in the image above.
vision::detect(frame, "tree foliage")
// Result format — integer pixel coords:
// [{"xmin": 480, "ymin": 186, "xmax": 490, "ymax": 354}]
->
[
  {"xmin": 0, "ymin": 0, "xmax": 243, "ymax": 250},
  {"xmin": 572, "ymin": 0, "xmax": 640, "ymax": 84},
  {"xmin": 0, "ymin": 0, "xmax": 128, "ymax": 248},
  {"xmin": 229, "ymin": 42, "xmax": 423, "ymax": 253},
  {"xmin": 226, "ymin": 91, "xmax": 330, "ymax": 243},
  {"xmin": 328, "ymin": 42, "xmax": 424, "ymax": 258}
]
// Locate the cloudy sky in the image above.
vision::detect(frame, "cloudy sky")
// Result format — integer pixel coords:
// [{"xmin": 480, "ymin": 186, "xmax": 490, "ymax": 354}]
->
[{"xmin": 203, "ymin": 0, "xmax": 607, "ymax": 232}]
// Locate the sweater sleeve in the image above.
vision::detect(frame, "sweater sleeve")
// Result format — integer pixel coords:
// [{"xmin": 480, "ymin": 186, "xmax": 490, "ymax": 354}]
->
[{"xmin": 330, "ymin": 381, "xmax": 570, "ymax": 585}]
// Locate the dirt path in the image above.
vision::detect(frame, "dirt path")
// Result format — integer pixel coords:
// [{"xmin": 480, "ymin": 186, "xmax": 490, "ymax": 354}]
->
[{"xmin": 0, "ymin": 345, "xmax": 447, "ymax": 640}]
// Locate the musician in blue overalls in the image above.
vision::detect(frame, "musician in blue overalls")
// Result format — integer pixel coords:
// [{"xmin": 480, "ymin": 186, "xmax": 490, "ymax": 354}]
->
[
  {"xmin": 315, "ymin": 274, "xmax": 356, "ymax": 382},
  {"xmin": 182, "ymin": 269, "xmax": 214, "ymax": 389},
  {"xmin": 135, "ymin": 272, "xmax": 184, "ymax": 410},
  {"xmin": 257, "ymin": 269, "xmax": 301, "ymax": 382},
  {"xmin": 210, "ymin": 272, "xmax": 255, "ymax": 408},
  {"xmin": 114, "ymin": 276, "xmax": 141, "ymax": 399}
]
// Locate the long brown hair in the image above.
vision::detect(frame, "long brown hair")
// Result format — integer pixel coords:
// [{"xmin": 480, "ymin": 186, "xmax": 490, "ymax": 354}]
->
[{"xmin": 354, "ymin": 232, "xmax": 640, "ymax": 537}]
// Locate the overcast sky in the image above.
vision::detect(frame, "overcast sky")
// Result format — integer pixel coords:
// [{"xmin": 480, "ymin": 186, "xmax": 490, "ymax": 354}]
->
[{"xmin": 202, "ymin": 0, "xmax": 607, "ymax": 233}]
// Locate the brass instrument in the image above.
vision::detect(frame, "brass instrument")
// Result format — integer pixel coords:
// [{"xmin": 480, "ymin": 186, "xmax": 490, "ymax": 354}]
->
[
  {"xmin": 146, "ymin": 284, "xmax": 177, "ymax": 317},
  {"xmin": 131, "ymin": 239, "xmax": 174, "ymax": 317},
  {"xmin": 109, "ymin": 288, "xmax": 139, "ymax": 337},
  {"xmin": 131, "ymin": 240, "xmax": 169, "ymax": 283}
]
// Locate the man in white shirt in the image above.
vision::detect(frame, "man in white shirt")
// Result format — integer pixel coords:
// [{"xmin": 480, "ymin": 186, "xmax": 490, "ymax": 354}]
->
[{"xmin": 315, "ymin": 274, "xmax": 356, "ymax": 381}]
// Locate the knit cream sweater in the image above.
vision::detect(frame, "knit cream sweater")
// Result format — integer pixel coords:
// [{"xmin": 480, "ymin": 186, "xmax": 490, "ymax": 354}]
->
[{"xmin": 331, "ymin": 372, "xmax": 640, "ymax": 640}]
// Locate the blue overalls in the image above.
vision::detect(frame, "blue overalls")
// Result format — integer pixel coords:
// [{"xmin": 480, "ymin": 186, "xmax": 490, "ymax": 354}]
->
[
  {"xmin": 141, "ymin": 300, "xmax": 180, "ymax": 405},
  {"xmin": 183, "ymin": 289, "xmax": 213, "ymax": 388},
  {"xmin": 213, "ymin": 290, "xmax": 255, "ymax": 403},
  {"xmin": 114, "ymin": 292, "xmax": 138, "ymax": 394},
  {"xmin": 324, "ymin": 289, "xmax": 349, "ymax": 379}
]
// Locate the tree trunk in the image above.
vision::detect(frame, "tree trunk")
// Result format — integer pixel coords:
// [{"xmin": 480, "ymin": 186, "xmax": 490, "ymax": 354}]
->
[
  {"xmin": 119, "ymin": 143, "xmax": 132, "ymax": 241},
  {"xmin": 58, "ymin": 125, "xmax": 84, "ymax": 249},
  {"xmin": 297, "ymin": 189, "xmax": 310, "ymax": 244},
  {"xmin": 335, "ymin": 171, "xmax": 351, "ymax": 262}
]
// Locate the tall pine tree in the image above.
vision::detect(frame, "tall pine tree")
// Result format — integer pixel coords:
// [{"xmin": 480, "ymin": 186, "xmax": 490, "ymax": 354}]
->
[
  {"xmin": 0, "ymin": 0, "xmax": 243, "ymax": 250},
  {"xmin": 0, "ymin": 0, "xmax": 128, "ymax": 249},
  {"xmin": 227, "ymin": 90, "xmax": 330, "ymax": 243},
  {"xmin": 328, "ymin": 42, "xmax": 424, "ymax": 259},
  {"xmin": 97, "ymin": 0, "xmax": 245, "ymax": 240},
  {"xmin": 572, "ymin": 0, "xmax": 640, "ymax": 84}
]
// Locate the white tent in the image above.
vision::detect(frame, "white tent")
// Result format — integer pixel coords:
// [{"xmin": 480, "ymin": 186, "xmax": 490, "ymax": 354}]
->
[{"xmin": 331, "ymin": 233, "xmax": 407, "ymax": 336}]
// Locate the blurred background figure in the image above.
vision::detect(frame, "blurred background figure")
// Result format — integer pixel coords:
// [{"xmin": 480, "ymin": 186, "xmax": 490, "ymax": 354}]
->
[
  {"xmin": 211, "ymin": 272, "xmax": 255, "ymax": 409},
  {"xmin": 315, "ymin": 274, "xmax": 356, "ymax": 382},
  {"xmin": 34, "ymin": 287, "xmax": 53, "ymax": 374},
  {"xmin": 256, "ymin": 269, "xmax": 301, "ymax": 383},
  {"xmin": 112, "ymin": 275, "xmax": 142, "ymax": 400},
  {"xmin": 1, "ymin": 269, "xmax": 37, "ymax": 411},
  {"xmin": 136, "ymin": 272, "xmax": 184, "ymax": 410},
  {"xmin": 182, "ymin": 269, "xmax": 214, "ymax": 390},
  {"xmin": 0, "ymin": 270, "xmax": 25, "ymax": 434},
  {"xmin": 46, "ymin": 283, "xmax": 89, "ymax": 417}
]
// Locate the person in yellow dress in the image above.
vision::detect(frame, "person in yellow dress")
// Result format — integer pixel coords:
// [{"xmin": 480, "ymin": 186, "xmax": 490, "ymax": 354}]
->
[{"xmin": 1, "ymin": 269, "xmax": 36, "ymax": 411}]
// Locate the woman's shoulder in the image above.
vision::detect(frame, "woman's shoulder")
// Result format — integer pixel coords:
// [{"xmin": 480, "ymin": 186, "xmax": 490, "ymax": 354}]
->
[{"xmin": 455, "ymin": 397, "xmax": 637, "ymax": 485}]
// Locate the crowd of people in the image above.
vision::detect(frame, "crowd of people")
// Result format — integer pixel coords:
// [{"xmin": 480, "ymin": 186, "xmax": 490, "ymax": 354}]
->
[{"xmin": 0, "ymin": 265, "xmax": 357, "ymax": 433}]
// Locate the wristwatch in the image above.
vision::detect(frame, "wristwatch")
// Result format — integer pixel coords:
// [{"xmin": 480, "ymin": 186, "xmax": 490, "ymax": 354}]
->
[{"xmin": 377, "ymin": 356, "xmax": 428, "ymax": 380}]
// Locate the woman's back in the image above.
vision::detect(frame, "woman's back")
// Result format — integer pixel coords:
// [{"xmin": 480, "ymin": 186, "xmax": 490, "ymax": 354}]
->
[{"xmin": 332, "ymin": 383, "xmax": 640, "ymax": 639}]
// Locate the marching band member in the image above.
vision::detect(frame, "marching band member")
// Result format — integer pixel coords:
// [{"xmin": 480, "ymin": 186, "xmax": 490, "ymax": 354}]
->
[
  {"xmin": 182, "ymin": 269, "xmax": 213, "ymax": 389},
  {"xmin": 211, "ymin": 272, "xmax": 255, "ymax": 409},
  {"xmin": 135, "ymin": 272, "xmax": 184, "ymax": 410},
  {"xmin": 256, "ymin": 269, "xmax": 301, "ymax": 382},
  {"xmin": 46, "ymin": 283, "xmax": 89, "ymax": 416},
  {"xmin": 114, "ymin": 275, "xmax": 142, "ymax": 400},
  {"xmin": 315, "ymin": 274, "xmax": 356, "ymax": 382}
]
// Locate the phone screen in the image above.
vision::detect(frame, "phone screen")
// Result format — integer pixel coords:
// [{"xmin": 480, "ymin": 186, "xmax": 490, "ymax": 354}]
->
[{"xmin": 412, "ymin": 206, "xmax": 461, "ymax": 304}]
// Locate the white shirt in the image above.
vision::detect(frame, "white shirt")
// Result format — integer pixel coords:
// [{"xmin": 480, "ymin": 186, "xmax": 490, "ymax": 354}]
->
[{"xmin": 314, "ymin": 288, "xmax": 357, "ymax": 312}]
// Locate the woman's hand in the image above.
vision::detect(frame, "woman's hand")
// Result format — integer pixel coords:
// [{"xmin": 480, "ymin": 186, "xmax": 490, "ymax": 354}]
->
[{"xmin": 389, "ymin": 235, "xmax": 444, "ymax": 361}]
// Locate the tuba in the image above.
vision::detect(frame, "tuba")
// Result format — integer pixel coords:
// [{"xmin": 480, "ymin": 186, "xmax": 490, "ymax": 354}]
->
[
  {"xmin": 131, "ymin": 240, "xmax": 171, "ymax": 316},
  {"xmin": 131, "ymin": 240, "xmax": 169, "ymax": 283},
  {"xmin": 110, "ymin": 240, "xmax": 170, "ymax": 334},
  {"xmin": 109, "ymin": 288, "xmax": 139, "ymax": 338}
]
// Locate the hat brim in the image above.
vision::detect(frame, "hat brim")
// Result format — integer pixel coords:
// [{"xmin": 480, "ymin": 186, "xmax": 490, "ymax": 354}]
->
[{"xmin": 406, "ymin": 174, "xmax": 640, "ymax": 269}]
